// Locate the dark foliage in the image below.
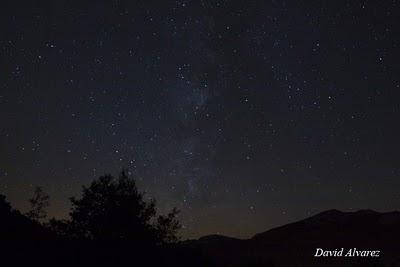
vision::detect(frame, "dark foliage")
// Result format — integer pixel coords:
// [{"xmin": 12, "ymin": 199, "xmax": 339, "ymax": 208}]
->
[
  {"xmin": 0, "ymin": 194, "xmax": 52, "ymax": 240},
  {"xmin": 63, "ymin": 170, "xmax": 181, "ymax": 244},
  {"xmin": 0, "ymin": 172, "xmax": 204, "ymax": 267},
  {"xmin": 25, "ymin": 186, "xmax": 50, "ymax": 222}
]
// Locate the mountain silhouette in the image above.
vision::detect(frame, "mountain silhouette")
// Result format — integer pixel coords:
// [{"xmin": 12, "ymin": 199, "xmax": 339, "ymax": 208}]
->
[
  {"xmin": 2, "ymin": 199, "xmax": 400, "ymax": 266},
  {"xmin": 185, "ymin": 209, "xmax": 400, "ymax": 266}
]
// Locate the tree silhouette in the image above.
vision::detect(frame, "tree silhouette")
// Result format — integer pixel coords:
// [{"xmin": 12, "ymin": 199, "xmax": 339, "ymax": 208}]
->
[
  {"xmin": 0, "ymin": 194, "xmax": 12, "ymax": 214},
  {"xmin": 67, "ymin": 170, "xmax": 181, "ymax": 244},
  {"xmin": 155, "ymin": 207, "xmax": 181, "ymax": 243},
  {"xmin": 47, "ymin": 218, "xmax": 72, "ymax": 238},
  {"xmin": 0, "ymin": 194, "xmax": 51, "ymax": 240},
  {"xmin": 26, "ymin": 186, "xmax": 49, "ymax": 222}
]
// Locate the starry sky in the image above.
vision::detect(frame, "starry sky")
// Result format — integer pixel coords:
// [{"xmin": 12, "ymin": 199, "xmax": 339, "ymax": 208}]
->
[{"xmin": 1, "ymin": 0, "xmax": 399, "ymax": 239}]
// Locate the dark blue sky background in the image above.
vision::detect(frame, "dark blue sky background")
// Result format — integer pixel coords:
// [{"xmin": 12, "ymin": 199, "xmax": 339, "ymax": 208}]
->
[{"xmin": 1, "ymin": 0, "xmax": 399, "ymax": 238}]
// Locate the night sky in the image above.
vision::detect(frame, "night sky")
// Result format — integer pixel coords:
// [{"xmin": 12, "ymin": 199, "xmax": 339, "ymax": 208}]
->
[{"xmin": 1, "ymin": 1, "xmax": 399, "ymax": 239}]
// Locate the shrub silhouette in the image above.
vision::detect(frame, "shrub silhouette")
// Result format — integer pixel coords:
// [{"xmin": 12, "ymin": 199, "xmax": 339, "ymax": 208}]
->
[
  {"xmin": 63, "ymin": 170, "xmax": 181, "ymax": 244},
  {"xmin": 0, "ymin": 194, "xmax": 51, "ymax": 240},
  {"xmin": 0, "ymin": 194, "xmax": 12, "ymax": 214}
]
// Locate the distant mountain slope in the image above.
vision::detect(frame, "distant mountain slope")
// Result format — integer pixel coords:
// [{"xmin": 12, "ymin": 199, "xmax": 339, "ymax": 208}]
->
[
  {"xmin": 253, "ymin": 209, "xmax": 400, "ymax": 243},
  {"xmin": 186, "ymin": 210, "xmax": 400, "ymax": 266}
]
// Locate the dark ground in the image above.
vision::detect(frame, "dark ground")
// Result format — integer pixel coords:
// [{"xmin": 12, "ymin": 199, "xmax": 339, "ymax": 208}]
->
[{"xmin": 2, "ymin": 208, "xmax": 400, "ymax": 266}]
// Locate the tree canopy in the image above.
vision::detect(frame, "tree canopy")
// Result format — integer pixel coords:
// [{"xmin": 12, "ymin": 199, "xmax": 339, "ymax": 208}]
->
[
  {"xmin": 64, "ymin": 170, "xmax": 181, "ymax": 244},
  {"xmin": 26, "ymin": 186, "xmax": 49, "ymax": 222}
]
